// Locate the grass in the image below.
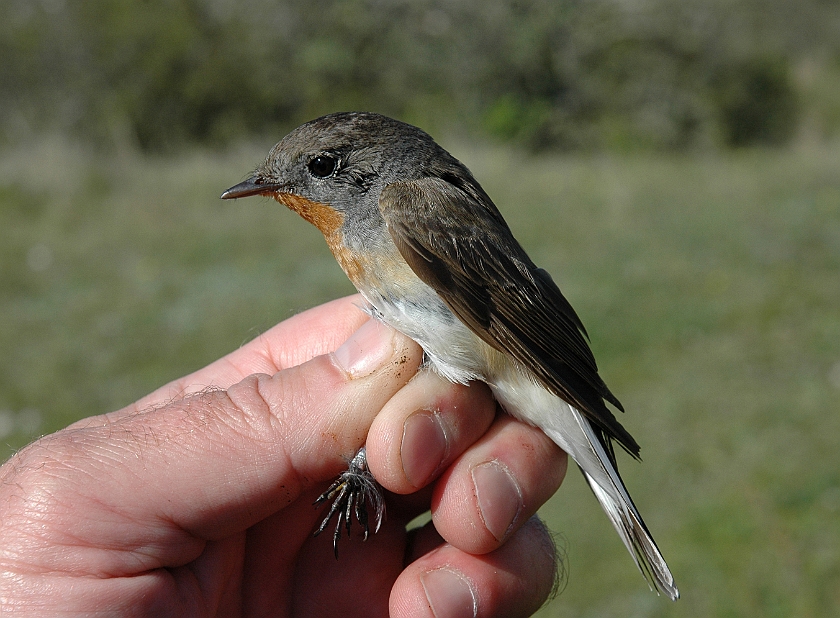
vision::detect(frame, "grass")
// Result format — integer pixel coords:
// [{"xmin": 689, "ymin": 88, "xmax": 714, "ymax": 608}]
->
[{"xmin": 2, "ymin": 136, "xmax": 839, "ymax": 616}]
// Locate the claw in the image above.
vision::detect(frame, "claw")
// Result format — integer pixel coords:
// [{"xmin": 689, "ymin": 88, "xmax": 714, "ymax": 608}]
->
[{"xmin": 314, "ymin": 447, "xmax": 386, "ymax": 557}]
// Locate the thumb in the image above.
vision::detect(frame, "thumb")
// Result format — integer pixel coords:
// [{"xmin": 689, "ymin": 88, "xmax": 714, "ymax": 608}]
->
[
  {"xmin": 0, "ymin": 319, "xmax": 422, "ymax": 575},
  {"xmin": 183, "ymin": 318, "xmax": 423, "ymax": 538}
]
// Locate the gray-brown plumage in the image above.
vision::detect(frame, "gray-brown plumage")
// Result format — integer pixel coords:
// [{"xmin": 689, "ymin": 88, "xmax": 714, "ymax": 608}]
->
[{"xmin": 222, "ymin": 112, "xmax": 678, "ymax": 600}]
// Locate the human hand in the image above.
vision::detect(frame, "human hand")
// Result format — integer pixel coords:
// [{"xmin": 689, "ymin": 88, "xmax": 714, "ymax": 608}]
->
[{"xmin": 0, "ymin": 295, "xmax": 567, "ymax": 617}]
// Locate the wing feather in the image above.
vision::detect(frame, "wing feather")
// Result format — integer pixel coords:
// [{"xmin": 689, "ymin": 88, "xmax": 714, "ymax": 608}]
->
[{"xmin": 379, "ymin": 176, "xmax": 639, "ymax": 457}]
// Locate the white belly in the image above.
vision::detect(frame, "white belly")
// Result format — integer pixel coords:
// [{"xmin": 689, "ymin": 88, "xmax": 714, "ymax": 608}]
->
[{"xmin": 359, "ymin": 284, "xmax": 490, "ymax": 385}]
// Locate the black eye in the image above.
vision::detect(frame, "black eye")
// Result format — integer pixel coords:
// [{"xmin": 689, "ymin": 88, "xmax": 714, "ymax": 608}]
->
[{"xmin": 308, "ymin": 155, "xmax": 337, "ymax": 178}]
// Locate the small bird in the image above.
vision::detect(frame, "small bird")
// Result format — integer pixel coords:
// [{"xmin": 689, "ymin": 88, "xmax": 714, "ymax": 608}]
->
[{"xmin": 222, "ymin": 112, "xmax": 678, "ymax": 599}]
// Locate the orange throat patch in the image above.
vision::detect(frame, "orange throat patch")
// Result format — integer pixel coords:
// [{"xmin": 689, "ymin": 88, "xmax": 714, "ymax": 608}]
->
[
  {"xmin": 275, "ymin": 193, "xmax": 344, "ymax": 237},
  {"xmin": 274, "ymin": 192, "xmax": 366, "ymax": 287}
]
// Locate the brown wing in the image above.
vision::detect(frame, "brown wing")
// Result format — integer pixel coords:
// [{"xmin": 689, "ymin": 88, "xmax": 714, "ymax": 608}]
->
[{"xmin": 379, "ymin": 176, "xmax": 640, "ymax": 458}]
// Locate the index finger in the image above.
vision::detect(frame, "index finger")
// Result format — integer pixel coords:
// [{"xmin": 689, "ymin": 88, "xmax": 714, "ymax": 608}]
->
[{"xmin": 134, "ymin": 295, "xmax": 367, "ymax": 411}]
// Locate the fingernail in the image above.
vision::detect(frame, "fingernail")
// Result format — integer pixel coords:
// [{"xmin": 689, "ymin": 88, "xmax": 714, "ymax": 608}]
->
[
  {"xmin": 472, "ymin": 460, "xmax": 523, "ymax": 542},
  {"xmin": 332, "ymin": 320, "xmax": 394, "ymax": 379},
  {"xmin": 401, "ymin": 411, "xmax": 448, "ymax": 488},
  {"xmin": 421, "ymin": 568, "xmax": 477, "ymax": 618}
]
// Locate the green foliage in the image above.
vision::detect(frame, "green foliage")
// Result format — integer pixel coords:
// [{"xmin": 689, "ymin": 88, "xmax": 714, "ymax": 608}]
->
[
  {"xmin": 714, "ymin": 58, "xmax": 799, "ymax": 147},
  {"xmin": 1, "ymin": 0, "xmax": 839, "ymax": 151}
]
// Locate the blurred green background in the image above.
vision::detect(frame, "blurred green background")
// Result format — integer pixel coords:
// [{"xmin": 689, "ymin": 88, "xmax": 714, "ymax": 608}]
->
[{"xmin": 2, "ymin": 1, "xmax": 839, "ymax": 616}]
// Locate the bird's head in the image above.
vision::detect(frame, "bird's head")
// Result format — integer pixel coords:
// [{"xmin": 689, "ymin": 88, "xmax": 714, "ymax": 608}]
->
[{"xmin": 222, "ymin": 112, "xmax": 458, "ymax": 225}]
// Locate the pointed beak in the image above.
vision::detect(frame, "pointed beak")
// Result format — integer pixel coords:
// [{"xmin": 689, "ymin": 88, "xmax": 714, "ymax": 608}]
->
[{"xmin": 220, "ymin": 177, "xmax": 284, "ymax": 200}]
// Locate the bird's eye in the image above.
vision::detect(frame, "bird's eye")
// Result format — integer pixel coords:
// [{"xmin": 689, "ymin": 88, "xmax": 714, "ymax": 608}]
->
[{"xmin": 308, "ymin": 155, "xmax": 337, "ymax": 178}]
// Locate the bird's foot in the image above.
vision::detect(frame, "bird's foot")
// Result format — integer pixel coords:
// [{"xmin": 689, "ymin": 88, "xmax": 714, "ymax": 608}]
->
[{"xmin": 314, "ymin": 447, "xmax": 385, "ymax": 557}]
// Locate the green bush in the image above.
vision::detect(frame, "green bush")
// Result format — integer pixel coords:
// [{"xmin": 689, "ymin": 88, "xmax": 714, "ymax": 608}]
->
[
  {"xmin": 714, "ymin": 58, "xmax": 799, "ymax": 147},
  {"xmin": 0, "ymin": 0, "xmax": 836, "ymax": 151}
]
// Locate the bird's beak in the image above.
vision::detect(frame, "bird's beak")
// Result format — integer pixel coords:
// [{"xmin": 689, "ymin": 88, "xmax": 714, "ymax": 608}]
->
[{"xmin": 220, "ymin": 177, "xmax": 284, "ymax": 200}]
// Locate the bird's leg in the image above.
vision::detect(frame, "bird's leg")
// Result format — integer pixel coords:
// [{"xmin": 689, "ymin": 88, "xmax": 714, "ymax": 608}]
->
[{"xmin": 314, "ymin": 447, "xmax": 385, "ymax": 557}]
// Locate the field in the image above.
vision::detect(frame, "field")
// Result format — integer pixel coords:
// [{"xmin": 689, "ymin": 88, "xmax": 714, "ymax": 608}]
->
[{"xmin": 2, "ymin": 137, "xmax": 839, "ymax": 616}]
